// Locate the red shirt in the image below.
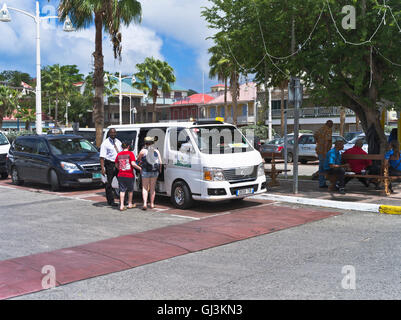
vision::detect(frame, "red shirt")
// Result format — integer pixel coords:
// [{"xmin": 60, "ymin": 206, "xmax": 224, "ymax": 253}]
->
[
  {"xmin": 343, "ymin": 146, "xmax": 372, "ymax": 173},
  {"xmin": 115, "ymin": 151, "xmax": 136, "ymax": 178}
]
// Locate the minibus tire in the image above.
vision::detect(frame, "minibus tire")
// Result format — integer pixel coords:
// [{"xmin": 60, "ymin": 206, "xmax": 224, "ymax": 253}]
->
[{"xmin": 171, "ymin": 181, "xmax": 193, "ymax": 209}]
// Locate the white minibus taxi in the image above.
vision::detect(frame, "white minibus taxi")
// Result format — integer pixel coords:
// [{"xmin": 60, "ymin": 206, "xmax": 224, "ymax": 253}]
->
[{"xmin": 104, "ymin": 120, "xmax": 267, "ymax": 209}]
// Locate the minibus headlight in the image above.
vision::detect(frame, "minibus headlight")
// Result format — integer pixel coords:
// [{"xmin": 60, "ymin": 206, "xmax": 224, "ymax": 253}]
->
[
  {"xmin": 257, "ymin": 163, "xmax": 265, "ymax": 177},
  {"xmin": 61, "ymin": 161, "xmax": 80, "ymax": 172},
  {"xmin": 203, "ymin": 167, "xmax": 226, "ymax": 181}
]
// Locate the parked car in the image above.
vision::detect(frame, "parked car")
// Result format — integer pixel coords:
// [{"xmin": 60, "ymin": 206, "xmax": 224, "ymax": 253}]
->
[
  {"xmin": 343, "ymin": 133, "xmax": 389, "ymax": 153},
  {"xmin": 260, "ymin": 137, "xmax": 294, "ymax": 162},
  {"xmin": 344, "ymin": 131, "xmax": 363, "ymax": 142},
  {"xmin": 7, "ymin": 134, "xmax": 102, "ymax": 191},
  {"xmin": 286, "ymin": 133, "xmax": 347, "ymax": 164},
  {"xmin": 0, "ymin": 131, "xmax": 11, "ymax": 179}
]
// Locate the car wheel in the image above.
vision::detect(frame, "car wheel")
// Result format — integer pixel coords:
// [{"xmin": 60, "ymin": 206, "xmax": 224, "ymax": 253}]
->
[
  {"xmin": 287, "ymin": 152, "xmax": 293, "ymax": 163},
  {"xmin": 1, "ymin": 172, "xmax": 8, "ymax": 179},
  {"xmin": 171, "ymin": 181, "xmax": 193, "ymax": 210},
  {"xmin": 49, "ymin": 169, "xmax": 61, "ymax": 192},
  {"xmin": 11, "ymin": 167, "xmax": 23, "ymax": 185}
]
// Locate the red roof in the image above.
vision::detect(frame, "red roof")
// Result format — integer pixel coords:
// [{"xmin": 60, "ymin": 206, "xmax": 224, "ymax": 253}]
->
[
  {"xmin": 211, "ymin": 84, "xmax": 226, "ymax": 87},
  {"xmin": 172, "ymin": 94, "xmax": 214, "ymax": 105}
]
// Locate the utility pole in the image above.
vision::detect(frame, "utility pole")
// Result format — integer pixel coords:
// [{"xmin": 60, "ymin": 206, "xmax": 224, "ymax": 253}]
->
[{"xmin": 288, "ymin": 77, "xmax": 302, "ymax": 194}]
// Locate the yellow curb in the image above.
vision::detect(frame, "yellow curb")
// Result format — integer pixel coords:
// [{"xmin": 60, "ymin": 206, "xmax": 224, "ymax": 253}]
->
[{"xmin": 379, "ymin": 205, "xmax": 401, "ymax": 215}]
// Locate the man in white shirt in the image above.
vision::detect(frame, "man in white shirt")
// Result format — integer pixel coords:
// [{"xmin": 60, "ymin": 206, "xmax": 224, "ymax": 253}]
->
[{"xmin": 100, "ymin": 128, "xmax": 122, "ymax": 207}]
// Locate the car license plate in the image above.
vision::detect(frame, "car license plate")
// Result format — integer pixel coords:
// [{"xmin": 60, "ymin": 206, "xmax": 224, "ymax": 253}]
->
[
  {"xmin": 236, "ymin": 188, "xmax": 254, "ymax": 196},
  {"xmin": 92, "ymin": 173, "xmax": 102, "ymax": 179}
]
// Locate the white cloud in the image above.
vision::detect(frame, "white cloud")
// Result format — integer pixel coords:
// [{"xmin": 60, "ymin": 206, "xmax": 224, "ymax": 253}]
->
[{"xmin": 0, "ymin": 0, "xmax": 164, "ymax": 77}]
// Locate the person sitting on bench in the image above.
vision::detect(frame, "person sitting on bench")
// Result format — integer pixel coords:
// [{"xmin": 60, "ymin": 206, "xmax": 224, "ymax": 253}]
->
[
  {"xmin": 323, "ymin": 140, "xmax": 350, "ymax": 194},
  {"xmin": 385, "ymin": 140, "xmax": 401, "ymax": 193},
  {"xmin": 343, "ymin": 139, "xmax": 380, "ymax": 188}
]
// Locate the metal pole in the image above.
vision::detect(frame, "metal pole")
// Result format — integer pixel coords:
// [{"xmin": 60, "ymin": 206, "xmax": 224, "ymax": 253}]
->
[
  {"xmin": 119, "ymin": 71, "xmax": 122, "ymax": 125},
  {"xmin": 292, "ymin": 77, "xmax": 301, "ymax": 194},
  {"xmin": 129, "ymin": 96, "xmax": 132, "ymax": 125},
  {"xmin": 35, "ymin": 1, "xmax": 42, "ymax": 134},
  {"xmin": 284, "ymin": 108, "xmax": 288, "ymax": 179},
  {"xmin": 268, "ymin": 87, "xmax": 272, "ymax": 141}
]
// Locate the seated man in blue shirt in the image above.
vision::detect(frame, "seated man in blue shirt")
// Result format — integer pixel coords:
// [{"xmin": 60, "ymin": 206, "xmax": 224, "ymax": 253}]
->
[
  {"xmin": 323, "ymin": 140, "xmax": 350, "ymax": 194},
  {"xmin": 384, "ymin": 140, "xmax": 401, "ymax": 193}
]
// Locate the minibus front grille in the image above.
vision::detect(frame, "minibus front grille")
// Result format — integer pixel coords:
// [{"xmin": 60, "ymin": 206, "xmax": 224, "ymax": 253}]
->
[{"xmin": 223, "ymin": 166, "xmax": 257, "ymax": 183}]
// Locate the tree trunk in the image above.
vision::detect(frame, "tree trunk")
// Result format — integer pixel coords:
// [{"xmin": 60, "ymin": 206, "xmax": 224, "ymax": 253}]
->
[
  {"xmin": 339, "ymin": 107, "xmax": 345, "ymax": 137},
  {"xmin": 224, "ymin": 77, "xmax": 228, "ymax": 121},
  {"xmin": 230, "ymin": 71, "xmax": 239, "ymax": 125},
  {"xmin": 152, "ymin": 86, "xmax": 158, "ymax": 122},
  {"xmin": 93, "ymin": 11, "xmax": 105, "ymax": 148},
  {"xmin": 0, "ymin": 107, "xmax": 4, "ymax": 130}
]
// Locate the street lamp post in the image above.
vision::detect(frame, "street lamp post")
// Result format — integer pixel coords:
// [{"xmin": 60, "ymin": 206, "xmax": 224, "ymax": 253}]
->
[
  {"xmin": 0, "ymin": 1, "xmax": 75, "ymax": 134},
  {"xmin": 104, "ymin": 72, "xmax": 136, "ymax": 125}
]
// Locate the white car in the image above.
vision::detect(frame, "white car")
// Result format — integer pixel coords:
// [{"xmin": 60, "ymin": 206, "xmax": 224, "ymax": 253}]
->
[
  {"xmin": 0, "ymin": 131, "xmax": 11, "ymax": 179},
  {"xmin": 343, "ymin": 133, "xmax": 389, "ymax": 153}
]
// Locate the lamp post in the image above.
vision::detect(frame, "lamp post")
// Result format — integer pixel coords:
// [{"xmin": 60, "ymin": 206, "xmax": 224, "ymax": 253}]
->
[
  {"xmin": 0, "ymin": 1, "xmax": 75, "ymax": 135},
  {"xmin": 104, "ymin": 72, "xmax": 136, "ymax": 125}
]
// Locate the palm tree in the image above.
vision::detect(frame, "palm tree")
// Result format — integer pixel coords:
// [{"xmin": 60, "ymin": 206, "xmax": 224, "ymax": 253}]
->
[
  {"xmin": 208, "ymin": 43, "xmax": 230, "ymax": 120},
  {"xmin": 208, "ymin": 37, "xmax": 240, "ymax": 124},
  {"xmin": 0, "ymin": 85, "xmax": 19, "ymax": 130},
  {"xmin": 42, "ymin": 64, "xmax": 83, "ymax": 125},
  {"xmin": 134, "ymin": 57, "xmax": 176, "ymax": 123},
  {"xmin": 58, "ymin": 0, "xmax": 142, "ymax": 146}
]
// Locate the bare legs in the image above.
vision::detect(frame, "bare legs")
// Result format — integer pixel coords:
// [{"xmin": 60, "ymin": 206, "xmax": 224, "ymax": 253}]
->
[
  {"xmin": 119, "ymin": 191, "xmax": 133, "ymax": 211},
  {"xmin": 142, "ymin": 177, "xmax": 157, "ymax": 209}
]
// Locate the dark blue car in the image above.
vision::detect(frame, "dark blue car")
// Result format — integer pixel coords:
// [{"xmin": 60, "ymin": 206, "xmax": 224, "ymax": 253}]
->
[{"xmin": 7, "ymin": 134, "xmax": 102, "ymax": 191}]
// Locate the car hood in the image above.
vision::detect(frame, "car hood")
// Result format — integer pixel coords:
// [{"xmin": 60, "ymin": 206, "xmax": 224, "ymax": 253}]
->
[{"xmin": 56, "ymin": 153, "xmax": 100, "ymax": 165}]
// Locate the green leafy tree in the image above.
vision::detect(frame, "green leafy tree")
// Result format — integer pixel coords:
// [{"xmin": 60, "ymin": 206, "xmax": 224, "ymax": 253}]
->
[
  {"xmin": 203, "ymin": 0, "xmax": 401, "ymax": 154},
  {"xmin": 58, "ymin": 0, "xmax": 142, "ymax": 147},
  {"xmin": 0, "ymin": 70, "xmax": 32, "ymax": 88},
  {"xmin": 0, "ymin": 85, "xmax": 19, "ymax": 129},
  {"xmin": 42, "ymin": 64, "xmax": 83, "ymax": 125},
  {"xmin": 134, "ymin": 57, "xmax": 176, "ymax": 122}
]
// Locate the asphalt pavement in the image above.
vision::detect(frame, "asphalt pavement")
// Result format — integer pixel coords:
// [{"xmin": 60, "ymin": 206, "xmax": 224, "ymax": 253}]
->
[{"xmin": 2, "ymin": 178, "xmax": 401, "ymax": 300}]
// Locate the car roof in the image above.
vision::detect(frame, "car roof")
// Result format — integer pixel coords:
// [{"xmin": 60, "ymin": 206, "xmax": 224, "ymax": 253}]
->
[{"xmin": 16, "ymin": 134, "xmax": 84, "ymax": 140}]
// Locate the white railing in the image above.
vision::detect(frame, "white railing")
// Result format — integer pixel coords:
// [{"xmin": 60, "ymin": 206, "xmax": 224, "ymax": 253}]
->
[{"xmin": 271, "ymin": 106, "xmax": 355, "ymax": 119}]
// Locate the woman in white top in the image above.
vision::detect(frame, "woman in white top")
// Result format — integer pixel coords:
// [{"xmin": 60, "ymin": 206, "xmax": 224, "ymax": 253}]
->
[{"xmin": 137, "ymin": 136, "xmax": 162, "ymax": 210}]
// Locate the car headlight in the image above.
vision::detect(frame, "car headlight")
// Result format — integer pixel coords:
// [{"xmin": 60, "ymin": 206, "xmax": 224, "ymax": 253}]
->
[
  {"xmin": 60, "ymin": 161, "xmax": 81, "ymax": 172},
  {"xmin": 203, "ymin": 167, "xmax": 226, "ymax": 181},
  {"xmin": 258, "ymin": 163, "xmax": 265, "ymax": 177}
]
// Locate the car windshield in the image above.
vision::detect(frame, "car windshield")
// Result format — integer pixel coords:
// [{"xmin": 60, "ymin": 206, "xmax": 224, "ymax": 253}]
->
[
  {"xmin": 349, "ymin": 135, "xmax": 366, "ymax": 144},
  {"xmin": 267, "ymin": 138, "xmax": 284, "ymax": 145},
  {"xmin": 48, "ymin": 138, "xmax": 98, "ymax": 155},
  {"xmin": 0, "ymin": 133, "xmax": 8, "ymax": 146},
  {"xmin": 190, "ymin": 126, "xmax": 253, "ymax": 154}
]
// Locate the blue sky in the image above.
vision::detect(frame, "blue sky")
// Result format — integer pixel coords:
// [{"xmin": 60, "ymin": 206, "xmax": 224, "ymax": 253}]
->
[{"xmin": 0, "ymin": 0, "xmax": 217, "ymax": 93}]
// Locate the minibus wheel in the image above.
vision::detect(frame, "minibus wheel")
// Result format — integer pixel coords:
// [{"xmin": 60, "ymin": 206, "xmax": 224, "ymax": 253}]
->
[{"xmin": 171, "ymin": 181, "xmax": 193, "ymax": 209}]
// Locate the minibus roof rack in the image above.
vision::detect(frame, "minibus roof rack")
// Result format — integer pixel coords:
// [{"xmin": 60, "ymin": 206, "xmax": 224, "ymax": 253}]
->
[{"xmin": 192, "ymin": 120, "xmax": 224, "ymax": 125}]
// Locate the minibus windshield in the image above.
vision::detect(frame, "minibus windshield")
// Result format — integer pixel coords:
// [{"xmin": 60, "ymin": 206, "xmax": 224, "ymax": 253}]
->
[
  {"xmin": 190, "ymin": 126, "xmax": 253, "ymax": 154},
  {"xmin": 49, "ymin": 138, "xmax": 98, "ymax": 155}
]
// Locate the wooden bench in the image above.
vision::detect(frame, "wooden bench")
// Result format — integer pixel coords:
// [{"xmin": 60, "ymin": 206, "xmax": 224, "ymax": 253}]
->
[
  {"xmin": 261, "ymin": 152, "xmax": 290, "ymax": 187},
  {"xmin": 325, "ymin": 153, "xmax": 400, "ymax": 196}
]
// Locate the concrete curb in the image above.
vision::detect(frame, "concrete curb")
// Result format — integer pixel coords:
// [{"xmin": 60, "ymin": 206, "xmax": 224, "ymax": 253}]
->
[{"xmin": 252, "ymin": 194, "xmax": 401, "ymax": 215}]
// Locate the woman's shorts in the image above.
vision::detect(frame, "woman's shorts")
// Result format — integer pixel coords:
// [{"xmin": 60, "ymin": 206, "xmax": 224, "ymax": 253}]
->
[
  {"xmin": 141, "ymin": 171, "xmax": 159, "ymax": 179},
  {"xmin": 117, "ymin": 176, "xmax": 134, "ymax": 192}
]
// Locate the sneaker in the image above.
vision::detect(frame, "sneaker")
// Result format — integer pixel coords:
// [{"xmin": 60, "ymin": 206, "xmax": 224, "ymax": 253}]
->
[{"xmin": 339, "ymin": 188, "xmax": 346, "ymax": 194}]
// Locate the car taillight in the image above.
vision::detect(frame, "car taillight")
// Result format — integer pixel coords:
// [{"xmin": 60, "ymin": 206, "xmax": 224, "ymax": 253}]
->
[{"xmin": 277, "ymin": 146, "xmax": 283, "ymax": 152}]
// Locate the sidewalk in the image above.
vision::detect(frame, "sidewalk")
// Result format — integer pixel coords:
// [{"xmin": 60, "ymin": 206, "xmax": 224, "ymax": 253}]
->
[{"xmin": 256, "ymin": 175, "xmax": 401, "ymax": 214}]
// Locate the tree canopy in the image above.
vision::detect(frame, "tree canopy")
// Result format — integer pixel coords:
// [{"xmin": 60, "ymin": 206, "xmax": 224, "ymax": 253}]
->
[{"xmin": 202, "ymin": 0, "xmax": 401, "ymax": 153}]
